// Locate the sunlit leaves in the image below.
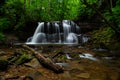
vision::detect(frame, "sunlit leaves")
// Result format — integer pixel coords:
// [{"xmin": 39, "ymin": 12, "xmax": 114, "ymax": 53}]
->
[
  {"xmin": 23, "ymin": 0, "xmax": 80, "ymax": 21},
  {"xmin": 3, "ymin": 0, "xmax": 80, "ymax": 21}
]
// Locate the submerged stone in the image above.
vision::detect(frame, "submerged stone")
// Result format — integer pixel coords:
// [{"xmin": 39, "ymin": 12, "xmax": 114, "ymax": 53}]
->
[
  {"xmin": 25, "ymin": 71, "xmax": 43, "ymax": 80},
  {"xmin": 76, "ymin": 73, "xmax": 90, "ymax": 79},
  {"xmin": 0, "ymin": 76, "xmax": 5, "ymax": 80},
  {"xmin": 0, "ymin": 51, "xmax": 6, "ymax": 56},
  {"xmin": 25, "ymin": 58, "xmax": 42, "ymax": 68}
]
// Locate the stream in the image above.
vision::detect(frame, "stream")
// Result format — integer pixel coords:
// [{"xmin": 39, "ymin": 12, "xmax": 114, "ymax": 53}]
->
[{"xmin": 0, "ymin": 45, "xmax": 120, "ymax": 80}]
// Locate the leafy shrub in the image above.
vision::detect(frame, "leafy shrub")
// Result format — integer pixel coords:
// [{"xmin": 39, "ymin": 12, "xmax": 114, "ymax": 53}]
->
[
  {"xmin": 91, "ymin": 27, "xmax": 115, "ymax": 47},
  {"xmin": 0, "ymin": 18, "xmax": 10, "ymax": 31},
  {"xmin": 0, "ymin": 18, "xmax": 10, "ymax": 42},
  {"xmin": 0, "ymin": 33, "xmax": 5, "ymax": 41}
]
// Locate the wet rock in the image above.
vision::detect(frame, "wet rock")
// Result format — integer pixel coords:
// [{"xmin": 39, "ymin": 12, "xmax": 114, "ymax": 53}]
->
[
  {"xmin": 9, "ymin": 49, "xmax": 33, "ymax": 65},
  {"xmin": 56, "ymin": 63, "xmax": 70, "ymax": 70},
  {"xmin": 68, "ymin": 53, "xmax": 80, "ymax": 59},
  {"xmin": 69, "ymin": 68, "xmax": 81, "ymax": 74},
  {"xmin": 14, "ymin": 49, "xmax": 23, "ymax": 55},
  {"xmin": 76, "ymin": 73, "xmax": 90, "ymax": 79},
  {"xmin": 109, "ymin": 72, "xmax": 119, "ymax": 80},
  {"xmin": 78, "ymin": 46, "xmax": 84, "ymax": 48},
  {"xmin": 5, "ymin": 33, "xmax": 18, "ymax": 47},
  {"xmin": 77, "ymin": 65, "xmax": 85, "ymax": 71},
  {"xmin": 25, "ymin": 71, "xmax": 43, "ymax": 80},
  {"xmin": 41, "ymin": 46, "xmax": 54, "ymax": 53},
  {"xmin": 0, "ymin": 51, "xmax": 6, "ymax": 56},
  {"xmin": 20, "ymin": 76, "xmax": 33, "ymax": 80},
  {"xmin": 0, "ymin": 76, "xmax": 5, "ymax": 80},
  {"xmin": 60, "ymin": 71, "xmax": 72, "ymax": 80},
  {"xmin": 24, "ymin": 58, "xmax": 42, "ymax": 68},
  {"xmin": 65, "ymin": 53, "xmax": 72, "ymax": 59},
  {"xmin": 52, "ymin": 51, "xmax": 65, "ymax": 59},
  {"xmin": 14, "ymin": 53, "xmax": 32, "ymax": 65},
  {"xmin": 5, "ymin": 76, "xmax": 20, "ymax": 80},
  {"xmin": 0, "ymin": 59, "xmax": 8, "ymax": 71},
  {"xmin": 92, "ymin": 79, "xmax": 101, "ymax": 80}
]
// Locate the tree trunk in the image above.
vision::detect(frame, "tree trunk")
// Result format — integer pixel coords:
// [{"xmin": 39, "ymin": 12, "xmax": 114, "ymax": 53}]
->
[
  {"xmin": 22, "ymin": 45, "xmax": 64, "ymax": 73},
  {"xmin": 80, "ymin": 0, "xmax": 120, "ymax": 36},
  {"xmin": 24, "ymin": 0, "xmax": 26, "ymax": 9},
  {"xmin": 28, "ymin": 0, "xmax": 31, "ymax": 7}
]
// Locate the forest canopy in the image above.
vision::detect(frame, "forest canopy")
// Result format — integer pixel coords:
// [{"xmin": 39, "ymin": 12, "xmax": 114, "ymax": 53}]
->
[
  {"xmin": 0, "ymin": 0, "xmax": 120, "ymax": 42},
  {"xmin": 4, "ymin": 0, "xmax": 80, "ymax": 21}
]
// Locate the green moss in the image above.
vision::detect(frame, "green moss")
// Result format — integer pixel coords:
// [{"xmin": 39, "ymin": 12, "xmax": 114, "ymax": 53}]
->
[
  {"xmin": 15, "ymin": 52, "xmax": 32, "ymax": 65},
  {"xmin": 89, "ymin": 27, "xmax": 120, "ymax": 50},
  {"xmin": 92, "ymin": 27, "xmax": 114, "ymax": 43},
  {"xmin": 9, "ymin": 49, "xmax": 33, "ymax": 65}
]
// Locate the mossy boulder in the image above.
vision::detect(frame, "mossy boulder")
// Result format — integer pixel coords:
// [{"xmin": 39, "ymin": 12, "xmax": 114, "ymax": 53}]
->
[
  {"xmin": 14, "ymin": 53, "xmax": 32, "ymax": 65},
  {"xmin": 9, "ymin": 49, "xmax": 33, "ymax": 65}
]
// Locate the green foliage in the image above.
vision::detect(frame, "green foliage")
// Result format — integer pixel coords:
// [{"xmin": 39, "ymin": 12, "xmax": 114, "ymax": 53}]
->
[
  {"xmin": 111, "ymin": 1, "xmax": 120, "ymax": 28},
  {"xmin": 10, "ymin": 50, "xmax": 32, "ymax": 65},
  {"xmin": 91, "ymin": 27, "xmax": 115, "ymax": 45},
  {"xmin": 104, "ymin": 6, "xmax": 120, "ymax": 21},
  {"xmin": 0, "ymin": 18, "xmax": 10, "ymax": 31},
  {"xmin": 0, "ymin": 0, "xmax": 81, "ymax": 38},
  {"xmin": 78, "ymin": 4, "xmax": 94, "ymax": 20},
  {"xmin": 3, "ymin": 0, "xmax": 25, "ymax": 29},
  {"xmin": 15, "ymin": 53, "xmax": 32, "ymax": 65},
  {"xmin": 0, "ymin": 10, "xmax": 5, "ymax": 41},
  {"xmin": 24, "ymin": 0, "xmax": 80, "ymax": 21},
  {"xmin": 0, "ymin": 33, "xmax": 5, "ymax": 41},
  {"xmin": 0, "ymin": 18, "xmax": 9, "ymax": 41},
  {"xmin": 100, "ymin": 0, "xmax": 120, "ymax": 39},
  {"xmin": 79, "ymin": 0, "xmax": 102, "ymax": 21},
  {"xmin": 90, "ymin": 26, "xmax": 120, "ymax": 50},
  {"xmin": 0, "ymin": 0, "xmax": 119, "ymax": 43}
]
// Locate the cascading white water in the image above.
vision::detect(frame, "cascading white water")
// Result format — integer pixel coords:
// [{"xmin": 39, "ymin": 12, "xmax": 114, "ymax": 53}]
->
[
  {"xmin": 55, "ymin": 23, "xmax": 61, "ymax": 43},
  {"xmin": 63, "ymin": 21, "xmax": 71, "ymax": 43},
  {"xmin": 33, "ymin": 33, "xmax": 46, "ymax": 43},
  {"xmin": 26, "ymin": 20, "xmax": 80, "ymax": 44},
  {"xmin": 31, "ymin": 22, "xmax": 44, "ymax": 43},
  {"xmin": 66, "ymin": 33, "xmax": 78, "ymax": 43}
]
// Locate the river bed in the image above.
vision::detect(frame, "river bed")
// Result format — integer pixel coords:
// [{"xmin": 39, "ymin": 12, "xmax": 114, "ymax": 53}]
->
[{"xmin": 0, "ymin": 45, "xmax": 120, "ymax": 80}]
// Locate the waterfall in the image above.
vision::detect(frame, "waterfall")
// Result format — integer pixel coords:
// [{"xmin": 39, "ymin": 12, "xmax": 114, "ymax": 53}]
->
[
  {"xmin": 26, "ymin": 20, "xmax": 80, "ymax": 44},
  {"xmin": 31, "ymin": 22, "xmax": 44, "ymax": 43},
  {"xmin": 63, "ymin": 21, "xmax": 71, "ymax": 43},
  {"xmin": 66, "ymin": 33, "xmax": 78, "ymax": 43}
]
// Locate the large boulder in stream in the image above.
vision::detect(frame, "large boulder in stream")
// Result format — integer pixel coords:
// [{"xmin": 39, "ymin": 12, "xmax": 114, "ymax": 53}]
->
[{"xmin": 9, "ymin": 49, "xmax": 32, "ymax": 65}]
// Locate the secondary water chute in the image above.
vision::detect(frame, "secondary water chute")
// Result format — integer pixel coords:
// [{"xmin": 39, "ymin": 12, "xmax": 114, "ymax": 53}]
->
[{"xmin": 26, "ymin": 20, "xmax": 80, "ymax": 44}]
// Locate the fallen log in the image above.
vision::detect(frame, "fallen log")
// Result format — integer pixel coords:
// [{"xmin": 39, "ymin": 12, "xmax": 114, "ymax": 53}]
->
[{"xmin": 22, "ymin": 45, "xmax": 63, "ymax": 73}]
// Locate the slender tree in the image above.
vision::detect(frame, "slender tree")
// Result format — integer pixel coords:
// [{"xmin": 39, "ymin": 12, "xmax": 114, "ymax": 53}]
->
[
  {"xmin": 24, "ymin": 0, "xmax": 26, "ymax": 9},
  {"xmin": 28, "ymin": 0, "xmax": 31, "ymax": 6}
]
